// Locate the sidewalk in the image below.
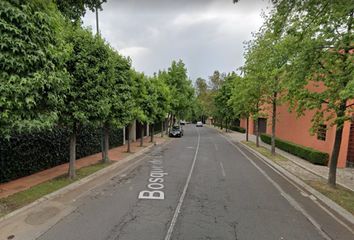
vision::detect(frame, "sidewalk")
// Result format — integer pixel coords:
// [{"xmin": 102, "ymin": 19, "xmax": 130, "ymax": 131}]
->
[
  {"xmin": 211, "ymin": 125, "xmax": 354, "ymax": 191},
  {"xmin": 0, "ymin": 136, "xmax": 165, "ymax": 199}
]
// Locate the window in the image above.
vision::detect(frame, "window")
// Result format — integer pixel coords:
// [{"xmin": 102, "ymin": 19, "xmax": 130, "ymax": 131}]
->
[{"xmin": 317, "ymin": 124, "xmax": 327, "ymax": 141}]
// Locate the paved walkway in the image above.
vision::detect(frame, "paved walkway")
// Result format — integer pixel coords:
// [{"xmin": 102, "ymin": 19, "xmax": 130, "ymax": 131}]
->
[
  {"xmin": 0, "ymin": 136, "xmax": 166, "ymax": 199},
  {"xmin": 209, "ymin": 125, "xmax": 354, "ymax": 191}
]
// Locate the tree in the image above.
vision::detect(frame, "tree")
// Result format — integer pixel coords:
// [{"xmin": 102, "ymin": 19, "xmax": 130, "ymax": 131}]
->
[
  {"xmin": 154, "ymin": 73, "xmax": 172, "ymax": 137},
  {"xmin": 272, "ymin": 0, "xmax": 354, "ymax": 186},
  {"xmin": 165, "ymin": 60, "xmax": 195, "ymax": 127},
  {"xmin": 214, "ymin": 73, "xmax": 236, "ymax": 132},
  {"xmin": 60, "ymin": 26, "xmax": 112, "ymax": 178},
  {"xmin": 209, "ymin": 70, "xmax": 225, "ymax": 91},
  {"xmin": 242, "ymin": 9, "xmax": 293, "ymax": 155},
  {"xmin": 54, "ymin": 0, "xmax": 106, "ymax": 22},
  {"xmin": 100, "ymin": 47, "xmax": 132, "ymax": 163},
  {"xmin": 0, "ymin": 0, "xmax": 70, "ymax": 137},
  {"xmin": 194, "ymin": 77, "xmax": 215, "ymax": 123}
]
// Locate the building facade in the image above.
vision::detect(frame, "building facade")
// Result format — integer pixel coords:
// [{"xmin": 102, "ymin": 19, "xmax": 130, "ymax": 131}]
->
[{"xmin": 240, "ymin": 103, "xmax": 354, "ymax": 168}]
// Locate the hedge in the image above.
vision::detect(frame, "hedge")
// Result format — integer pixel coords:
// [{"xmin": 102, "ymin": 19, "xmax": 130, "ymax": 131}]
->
[
  {"xmin": 260, "ymin": 134, "xmax": 329, "ymax": 166},
  {"xmin": 229, "ymin": 125, "xmax": 246, "ymax": 133},
  {"xmin": 214, "ymin": 123, "xmax": 246, "ymax": 133},
  {"xmin": 0, "ymin": 126, "xmax": 123, "ymax": 183}
]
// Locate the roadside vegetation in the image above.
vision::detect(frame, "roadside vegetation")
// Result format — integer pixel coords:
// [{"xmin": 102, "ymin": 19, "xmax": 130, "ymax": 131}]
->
[
  {"xmin": 0, "ymin": 162, "xmax": 111, "ymax": 218},
  {"xmin": 195, "ymin": 1, "xmax": 353, "ymax": 187},
  {"xmin": 243, "ymin": 141, "xmax": 354, "ymax": 214},
  {"xmin": 0, "ymin": 0, "xmax": 196, "ymax": 183}
]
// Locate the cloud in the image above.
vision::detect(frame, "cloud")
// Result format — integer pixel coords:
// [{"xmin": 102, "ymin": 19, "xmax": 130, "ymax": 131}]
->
[
  {"xmin": 83, "ymin": 0, "xmax": 271, "ymax": 80},
  {"xmin": 120, "ymin": 46, "xmax": 150, "ymax": 58}
]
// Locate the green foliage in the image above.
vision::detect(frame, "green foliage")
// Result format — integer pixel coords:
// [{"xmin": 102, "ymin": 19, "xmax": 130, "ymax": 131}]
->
[
  {"xmin": 154, "ymin": 73, "xmax": 171, "ymax": 121},
  {"xmin": 54, "ymin": 0, "xmax": 107, "ymax": 22},
  {"xmin": 165, "ymin": 60, "xmax": 195, "ymax": 120},
  {"xmin": 60, "ymin": 25, "xmax": 112, "ymax": 128},
  {"xmin": 214, "ymin": 73, "xmax": 237, "ymax": 123},
  {"xmin": 275, "ymin": 0, "xmax": 354, "ymax": 131},
  {"xmin": 0, "ymin": 126, "xmax": 123, "ymax": 183},
  {"xmin": 260, "ymin": 134, "xmax": 329, "ymax": 165},
  {"xmin": 194, "ymin": 77, "xmax": 216, "ymax": 121},
  {"xmin": 214, "ymin": 122, "xmax": 246, "ymax": 133},
  {"xmin": 0, "ymin": 0, "xmax": 70, "ymax": 136},
  {"xmin": 102, "ymin": 48, "xmax": 133, "ymax": 128},
  {"xmin": 229, "ymin": 125, "xmax": 246, "ymax": 133}
]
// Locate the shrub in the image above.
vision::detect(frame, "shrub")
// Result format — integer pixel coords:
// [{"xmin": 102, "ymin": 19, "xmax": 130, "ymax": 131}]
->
[
  {"xmin": 260, "ymin": 134, "xmax": 329, "ymax": 165},
  {"xmin": 229, "ymin": 125, "xmax": 246, "ymax": 133},
  {"xmin": 214, "ymin": 123, "xmax": 246, "ymax": 133},
  {"xmin": 0, "ymin": 126, "xmax": 123, "ymax": 183}
]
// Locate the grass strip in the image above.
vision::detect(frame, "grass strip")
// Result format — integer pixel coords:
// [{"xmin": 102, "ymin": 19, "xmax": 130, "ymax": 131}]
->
[
  {"xmin": 0, "ymin": 162, "xmax": 111, "ymax": 218},
  {"xmin": 241, "ymin": 140, "xmax": 354, "ymax": 215},
  {"xmin": 242, "ymin": 141, "xmax": 288, "ymax": 162},
  {"xmin": 305, "ymin": 180, "xmax": 354, "ymax": 215}
]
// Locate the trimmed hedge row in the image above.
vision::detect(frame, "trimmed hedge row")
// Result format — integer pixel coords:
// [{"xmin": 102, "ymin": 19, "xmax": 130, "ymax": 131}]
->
[
  {"xmin": 229, "ymin": 125, "xmax": 246, "ymax": 133},
  {"xmin": 260, "ymin": 134, "xmax": 329, "ymax": 166},
  {"xmin": 0, "ymin": 126, "xmax": 123, "ymax": 183},
  {"xmin": 214, "ymin": 123, "xmax": 246, "ymax": 133}
]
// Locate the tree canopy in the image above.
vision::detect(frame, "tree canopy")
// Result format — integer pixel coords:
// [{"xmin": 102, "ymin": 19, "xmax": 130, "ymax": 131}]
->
[{"xmin": 0, "ymin": 0, "xmax": 70, "ymax": 137}]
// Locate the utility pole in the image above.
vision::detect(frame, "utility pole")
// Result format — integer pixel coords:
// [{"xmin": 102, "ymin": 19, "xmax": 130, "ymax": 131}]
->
[{"xmin": 95, "ymin": 5, "xmax": 99, "ymax": 36}]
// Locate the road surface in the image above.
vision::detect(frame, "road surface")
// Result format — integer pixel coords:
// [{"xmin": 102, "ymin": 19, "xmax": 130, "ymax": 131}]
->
[{"xmin": 37, "ymin": 125, "xmax": 354, "ymax": 240}]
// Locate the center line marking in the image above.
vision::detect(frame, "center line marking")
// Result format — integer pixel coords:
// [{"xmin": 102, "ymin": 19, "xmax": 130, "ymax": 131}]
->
[
  {"xmin": 219, "ymin": 162, "xmax": 226, "ymax": 177},
  {"xmin": 164, "ymin": 128, "xmax": 200, "ymax": 240}
]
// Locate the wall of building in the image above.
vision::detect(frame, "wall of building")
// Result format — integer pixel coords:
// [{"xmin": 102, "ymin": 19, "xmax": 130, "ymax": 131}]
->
[{"xmin": 240, "ymin": 103, "xmax": 353, "ymax": 168}]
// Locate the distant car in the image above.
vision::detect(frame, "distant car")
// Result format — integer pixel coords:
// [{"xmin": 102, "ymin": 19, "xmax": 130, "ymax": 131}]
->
[
  {"xmin": 196, "ymin": 121, "xmax": 203, "ymax": 127},
  {"xmin": 169, "ymin": 125, "xmax": 183, "ymax": 137},
  {"xmin": 180, "ymin": 120, "xmax": 186, "ymax": 125}
]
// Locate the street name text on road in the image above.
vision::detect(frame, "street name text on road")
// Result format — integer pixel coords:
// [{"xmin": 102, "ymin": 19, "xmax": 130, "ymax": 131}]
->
[{"xmin": 138, "ymin": 159, "xmax": 167, "ymax": 200}]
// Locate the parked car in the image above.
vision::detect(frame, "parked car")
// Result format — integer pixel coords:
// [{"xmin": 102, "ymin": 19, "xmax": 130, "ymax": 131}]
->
[
  {"xmin": 169, "ymin": 125, "xmax": 183, "ymax": 137},
  {"xmin": 196, "ymin": 121, "xmax": 203, "ymax": 127},
  {"xmin": 180, "ymin": 120, "xmax": 186, "ymax": 125}
]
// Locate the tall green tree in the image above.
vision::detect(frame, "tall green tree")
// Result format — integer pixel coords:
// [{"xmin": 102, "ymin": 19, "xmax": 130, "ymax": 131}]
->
[
  {"xmin": 165, "ymin": 60, "xmax": 195, "ymax": 126},
  {"xmin": 214, "ymin": 73, "xmax": 236, "ymax": 131},
  {"xmin": 154, "ymin": 73, "xmax": 171, "ymax": 137},
  {"xmin": 0, "ymin": 0, "xmax": 70, "ymax": 137},
  {"xmin": 61, "ymin": 26, "xmax": 112, "ymax": 178},
  {"xmin": 273, "ymin": 0, "xmax": 354, "ymax": 186},
  {"xmin": 100, "ymin": 47, "xmax": 132, "ymax": 163}
]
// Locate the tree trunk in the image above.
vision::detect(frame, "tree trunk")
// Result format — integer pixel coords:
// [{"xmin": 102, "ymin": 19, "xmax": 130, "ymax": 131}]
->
[
  {"xmin": 328, "ymin": 103, "xmax": 346, "ymax": 187},
  {"xmin": 101, "ymin": 127, "xmax": 104, "ymax": 161},
  {"xmin": 150, "ymin": 124, "xmax": 154, "ymax": 142},
  {"xmin": 255, "ymin": 118, "xmax": 259, "ymax": 147},
  {"xmin": 221, "ymin": 120, "xmax": 223, "ymax": 130},
  {"xmin": 103, "ymin": 123, "xmax": 110, "ymax": 163},
  {"xmin": 140, "ymin": 124, "xmax": 144, "ymax": 147},
  {"xmin": 68, "ymin": 124, "xmax": 77, "ymax": 179},
  {"xmin": 161, "ymin": 121, "xmax": 164, "ymax": 137},
  {"xmin": 328, "ymin": 126, "xmax": 344, "ymax": 187},
  {"xmin": 127, "ymin": 123, "xmax": 131, "ymax": 153},
  {"xmin": 246, "ymin": 117, "xmax": 249, "ymax": 142},
  {"xmin": 271, "ymin": 92, "xmax": 277, "ymax": 156},
  {"xmin": 165, "ymin": 117, "xmax": 169, "ymax": 135}
]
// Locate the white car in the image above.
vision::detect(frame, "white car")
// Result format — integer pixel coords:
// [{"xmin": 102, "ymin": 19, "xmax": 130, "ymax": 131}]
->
[{"xmin": 196, "ymin": 121, "xmax": 203, "ymax": 127}]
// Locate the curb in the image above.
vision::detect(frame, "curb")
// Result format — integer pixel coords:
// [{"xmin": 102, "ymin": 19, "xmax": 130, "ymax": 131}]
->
[
  {"xmin": 209, "ymin": 125, "xmax": 354, "ymax": 192},
  {"xmin": 276, "ymin": 151, "xmax": 354, "ymax": 192},
  {"xmin": 240, "ymin": 141, "xmax": 354, "ymax": 225},
  {"xmin": 0, "ymin": 142, "xmax": 157, "ymax": 224}
]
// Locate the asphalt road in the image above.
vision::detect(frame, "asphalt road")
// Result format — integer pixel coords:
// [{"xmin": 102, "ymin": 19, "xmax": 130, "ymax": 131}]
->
[{"xmin": 37, "ymin": 125, "xmax": 354, "ymax": 240}]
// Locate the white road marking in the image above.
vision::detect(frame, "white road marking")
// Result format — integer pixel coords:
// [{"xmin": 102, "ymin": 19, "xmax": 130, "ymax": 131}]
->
[
  {"xmin": 219, "ymin": 162, "xmax": 226, "ymax": 177},
  {"xmin": 219, "ymin": 133, "xmax": 332, "ymax": 240},
  {"xmin": 235, "ymin": 136, "xmax": 354, "ymax": 235},
  {"xmin": 164, "ymin": 128, "xmax": 201, "ymax": 240}
]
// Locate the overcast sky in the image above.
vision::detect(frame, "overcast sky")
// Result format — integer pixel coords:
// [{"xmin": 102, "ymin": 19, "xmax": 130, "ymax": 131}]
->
[{"xmin": 83, "ymin": 0, "xmax": 271, "ymax": 81}]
